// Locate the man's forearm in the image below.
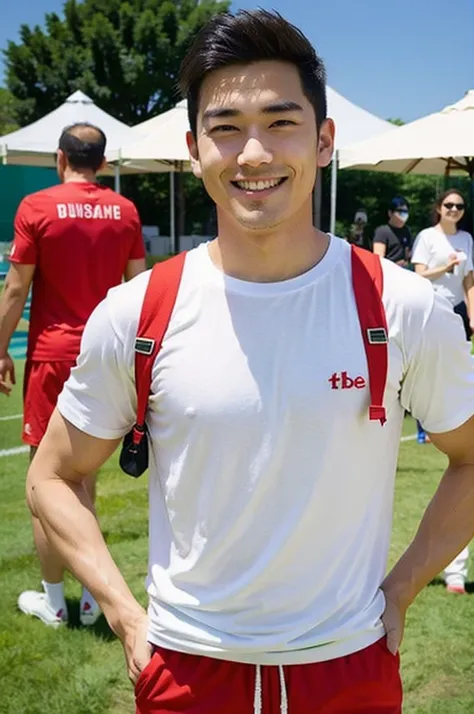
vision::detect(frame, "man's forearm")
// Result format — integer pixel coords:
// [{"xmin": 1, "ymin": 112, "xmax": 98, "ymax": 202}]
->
[
  {"xmin": 383, "ymin": 463, "xmax": 474, "ymax": 606},
  {"xmin": 27, "ymin": 472, "xmax": 144, "ymax": 629},
  {"xmin": 0, "ymin": 284, "xmax": 27, "ymax": 354}
]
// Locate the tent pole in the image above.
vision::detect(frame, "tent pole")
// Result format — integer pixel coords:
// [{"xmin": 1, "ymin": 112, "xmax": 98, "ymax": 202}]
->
[
  {"xmin": 471, "ymin": 176, "xmax": 474, "ymax": 237},
  {"xmin": 177, "ymin": 162, "xmax": 185, "ymax": 254},
  {"xmin": 170, "ymin": 169, "xmax": 176, "ymax": 255},
  {"xmin": 468, "ymin": 159, "xmax": 474, "ymax": 236},
  {"xmin": 329, "ymin": 150, "xmax": 338, "ymax": 235},
  {"xmin": 114, "ymin": 163, "xmax": 121, "ymax": 193}
]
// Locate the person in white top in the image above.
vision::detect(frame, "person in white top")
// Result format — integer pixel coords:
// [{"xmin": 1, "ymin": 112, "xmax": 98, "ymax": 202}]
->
[
  {"xmin": 412, "ymin": 189, "xmax": 474, "ymax": 594},
  {"xmin": 25, "ymin": 10, "xmax": 474, "ymax": 714},
  {"xmin": 411, "ymin": 189, "xmax": 474, "ymax": 337}
]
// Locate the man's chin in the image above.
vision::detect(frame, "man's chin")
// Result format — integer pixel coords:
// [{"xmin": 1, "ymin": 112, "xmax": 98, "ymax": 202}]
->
[{"xmin": 232, "ymin": 211, "xmax": 284, "ymax": 233}]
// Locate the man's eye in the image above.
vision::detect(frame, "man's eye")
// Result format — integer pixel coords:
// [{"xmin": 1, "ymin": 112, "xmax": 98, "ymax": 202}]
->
[
  {"xmin": 271, "ymin": 120, "xmax": 296, "ymax": 127},
  {"xmin": 211, "ymin": 125, "xmax": 238, "ymax": 133}
]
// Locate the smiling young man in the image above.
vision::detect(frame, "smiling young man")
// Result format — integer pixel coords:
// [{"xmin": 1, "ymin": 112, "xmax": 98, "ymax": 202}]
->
[{"xmin": 25, "ymin": 10, "xmax": 474, "ymax": 714}]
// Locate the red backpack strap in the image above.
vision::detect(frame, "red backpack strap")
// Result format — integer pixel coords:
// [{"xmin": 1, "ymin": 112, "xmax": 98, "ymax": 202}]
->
[
  {"xmin": 131, "ymin": 252, "xmax": 187, "ymax": 445},
  {"xmin": 350, "ymin": 245, "xmax": 388, "ymax": 426}
]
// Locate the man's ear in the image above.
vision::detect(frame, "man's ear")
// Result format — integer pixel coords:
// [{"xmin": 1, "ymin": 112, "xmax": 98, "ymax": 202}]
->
[
  {"xmin": 317, "ymin": 118, "xmax": 336, "ymax": 169},
  {"xmin": 57, "ymin": 148, "xmax": 67, "ymax": 173},
  {"xmin": 186, "ymin": 131, "xmax": 202, "ymax": 179}
]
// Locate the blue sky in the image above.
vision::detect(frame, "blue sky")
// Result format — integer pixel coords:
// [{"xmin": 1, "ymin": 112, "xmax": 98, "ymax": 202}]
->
[{"xmin": 1, "ymin": 0, "xmax": 473, "ymax": 122}]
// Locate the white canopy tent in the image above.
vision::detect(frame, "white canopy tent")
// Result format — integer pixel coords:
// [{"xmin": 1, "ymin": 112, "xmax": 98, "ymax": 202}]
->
[
  {"xmin": 109, "ymin": 99, "xmax": 190, "ymax": 247},
  {"xmin": 339, "ymin": 90, "xmax": 474, "ymax": 177},
  {"xmin": 339, "ymin": 90, "xmax": 474, "ymax": 233},
  {"xmin": 110, "ymin": 88, "xmax": 393, "ymax": 239},
  {"xmin": 326, "ymin": 87, "xmax": 395, "ymax": 232},
  {"xmin": 328, "ymin": 86, "xmax": 393, "ymax": 149},
  {"xmin": 128, "ymin": 99, "xmax": 190, "ymax": 161},
  {"xmin": 0, "ymin": 90, "xmax": 166, "ymax": 186}
]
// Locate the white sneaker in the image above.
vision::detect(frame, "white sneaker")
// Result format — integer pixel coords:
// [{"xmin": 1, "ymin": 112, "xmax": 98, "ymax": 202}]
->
[
  {"xmin": 18, "ymin": 590, "xmax": 68, "ymax": 628},
  {"xmin": 445, "ymin": 576, "xmax": 466, "ymax": 594},
  {"xmin": 79, "ymin": 598, "xmax": 101, "ymax": 627}
]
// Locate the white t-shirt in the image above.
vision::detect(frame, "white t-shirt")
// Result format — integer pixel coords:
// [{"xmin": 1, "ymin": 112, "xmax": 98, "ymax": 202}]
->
[
  {"xmin": 58, "ymin": 237, "xmax": 474, "ymax": 665},
  {"xmin": 411, "ymin": 226, "xmax": 474, "ymax": 306}
]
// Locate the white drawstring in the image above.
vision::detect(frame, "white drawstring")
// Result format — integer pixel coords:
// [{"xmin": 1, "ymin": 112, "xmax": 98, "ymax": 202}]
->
[
  {"xmin": 254, "ymin": 664, "xmax": 262, "ymax": 714},
  {"xmin": 279, "ymin": 665, "xmax": 288, "ymax": 714},
  {"xmin": 253, "ymin": 664, "xmax": 288, "ymax": 714}
]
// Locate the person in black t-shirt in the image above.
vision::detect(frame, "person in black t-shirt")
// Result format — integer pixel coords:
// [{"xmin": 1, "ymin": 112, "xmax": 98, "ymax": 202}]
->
[{"xmin": 372, "ymin": 196, "xmax": 413, "ymax": 266}]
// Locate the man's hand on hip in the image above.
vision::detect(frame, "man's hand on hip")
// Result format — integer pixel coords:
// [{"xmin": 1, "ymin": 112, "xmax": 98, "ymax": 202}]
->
[
  {"xmin": 0, "ymin": 353, "xmax": 16, "ymax": 395},
  {"xmin": 380, "ymin": 586, "xmax": 407, "ymax": 655},
  {"xmin": 113, "ymin": 608, "xmax": 152, "ymax": 685}
]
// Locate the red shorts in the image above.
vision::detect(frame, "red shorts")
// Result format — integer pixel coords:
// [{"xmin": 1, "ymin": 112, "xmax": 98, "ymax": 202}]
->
[
  {"xmin": 135, "ymin": 638, "xmax": 402, "ymax": 714},
  {"xmin": 23, "ymin": 360, "xmax": 76, "ymax": 447}
]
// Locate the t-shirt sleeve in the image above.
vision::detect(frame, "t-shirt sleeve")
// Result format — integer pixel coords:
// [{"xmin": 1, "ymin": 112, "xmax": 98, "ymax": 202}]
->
[
  {"xmin": 128, "ymin": 206, "xmax": 146, "ymax": 260},
  {"xmin": 57, "ymin": 298, "xmax": 137, "ymax": 440},
  {"xmin": 9, "ymin": 198, "xmax": 38, "ymax": 264},
  {"xmin": 372, "ymin": 226, "xmax": 388, "ymax": 245},
  {"xmin": 400, "ymin": 292, "xmax": 474, "ymax": 433},
  {"xmin": 411, "ymin": 231, "xmax": 430, "ymax": 266}
]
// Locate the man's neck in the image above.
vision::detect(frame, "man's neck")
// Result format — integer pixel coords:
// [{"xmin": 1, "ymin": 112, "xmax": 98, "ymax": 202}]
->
[
  {"xmin": 63, "ymin": 170, "xmax": 97, "ymax": 184},
  {"xmin": 209, "ymin": 206, "xmax": 329, "ymax": 283}
]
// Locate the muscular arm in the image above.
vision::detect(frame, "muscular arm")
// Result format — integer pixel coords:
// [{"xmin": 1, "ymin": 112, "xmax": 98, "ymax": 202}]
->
[
  {"xmin": 27, "ymin": 409, "xmax": 143, "ymax": 625},
  {"xmin": 124, "ymin": 258, "xmax": 146, "ymax": 281},
  {"xmin": 27, "ymin": 408, "xmax": 149, "ymax": 680},
  {"xmin": 382, "ymin": 415, "xmax": 474, "ymax": 633},
  {"xmin": 379, "ymin": 288, "xmax": 474, "ymax": 652},
  {"xmin": 0, "ymin": 263, "xmax": 34, "ymax": 354},
  {"xmin": 0, "ymin": 263, "xmax": 35, "ymax": 393}
]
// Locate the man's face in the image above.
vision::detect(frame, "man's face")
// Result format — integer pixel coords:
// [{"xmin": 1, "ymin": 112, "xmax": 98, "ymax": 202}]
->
[
  {"xmin": 187, "ymin": 60, "xmax": 334, "ymax": 234},
  {"xmin": 389, "ymin": 207, "xmax": 409, "ymax": 228}
]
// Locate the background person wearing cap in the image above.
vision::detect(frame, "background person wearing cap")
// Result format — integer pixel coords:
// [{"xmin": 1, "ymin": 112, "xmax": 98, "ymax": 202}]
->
[
  {"xmin": 0, "ymin": 122, "xmax": 146, "ymax": 628},
  {"xmin": 346, "ymin": 209, "xmax": 371, "ymax": 251},
  {"xmin": 372, "ymin": 197, "xmax": 413, "ymax": 267}
]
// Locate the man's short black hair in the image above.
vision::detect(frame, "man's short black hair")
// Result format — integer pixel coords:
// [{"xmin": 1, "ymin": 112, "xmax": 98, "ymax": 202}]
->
[
  {"xmin": 58, "ymin": 123, "xmax": 106, "ymax": 172},
  {"xmin": 179, "ymin": 9, "xmax": 327, "ymax": 137}
]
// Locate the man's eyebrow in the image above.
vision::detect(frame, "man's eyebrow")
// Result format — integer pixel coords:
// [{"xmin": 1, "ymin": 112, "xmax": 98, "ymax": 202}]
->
[
  {"xmin": 202, "ymin": 101, "xmax": 304, "ymax": 121},
  {"xmin": 202, "ymin": 108, "xmax": 241, "ymax": 120},
  {"xmin": 261, "ymin": 101, "xmax": 304, "ymax": 114}
]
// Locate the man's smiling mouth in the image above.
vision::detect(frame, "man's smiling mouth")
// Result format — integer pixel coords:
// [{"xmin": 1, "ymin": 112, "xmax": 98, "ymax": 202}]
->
[{"xmin": 231, "ymin": 177, "xmax": 288, "ymax": 192}]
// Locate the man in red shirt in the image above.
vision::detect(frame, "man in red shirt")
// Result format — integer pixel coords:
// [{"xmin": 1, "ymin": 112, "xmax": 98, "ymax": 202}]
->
[{"xmin": 0, "ymin": 122, "xmax": 146, "ymax": 627}]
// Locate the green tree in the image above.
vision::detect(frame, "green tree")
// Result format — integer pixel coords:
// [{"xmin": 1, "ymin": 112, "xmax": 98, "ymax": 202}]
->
[
  {"xmin": 4, "ymin": 0, "xmax": 228, "ymax": 240},
  {"xmin": 386, "ymin": 117, "xmax": 405, "ymax": 126},
  {"xmin": 0, "ymin": 88, "xmax": 19, "ymax": 135},
  {"xmin": 5, "ymin": 0, "xmax": 230, "ymax": 126}
]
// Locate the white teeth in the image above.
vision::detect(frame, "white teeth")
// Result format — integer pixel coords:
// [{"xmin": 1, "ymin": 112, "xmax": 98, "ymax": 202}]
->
[{"xmin": 235, "ymin": 178, "xmax": 282, "ymax": 191}]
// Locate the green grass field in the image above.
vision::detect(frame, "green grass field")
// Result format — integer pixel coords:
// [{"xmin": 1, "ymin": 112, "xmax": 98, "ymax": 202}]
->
[{"xmin": 1, "ymin": 360, "xmax": 473, "ymax": 714}]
